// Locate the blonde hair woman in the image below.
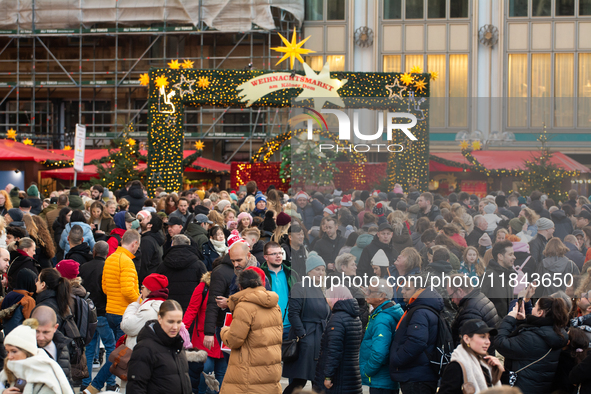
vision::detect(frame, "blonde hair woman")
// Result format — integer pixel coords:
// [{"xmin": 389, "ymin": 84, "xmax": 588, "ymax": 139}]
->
[
  {"xmin": 0, "ymin": 189, "xmax": 13, "ymax": 216},
  {"xmin": 240, "ymin": 195, "xmax": 255, "ymax": 213}
]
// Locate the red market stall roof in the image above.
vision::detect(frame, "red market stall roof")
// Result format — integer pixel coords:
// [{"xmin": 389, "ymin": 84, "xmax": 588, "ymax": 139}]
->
[
  {"xmin": 137, "ymin": 150, "xmax": 231, "ymax": 173},
  {"xmin": 0, "ymin": 140, "xmax": 70, "ymax": 162},
  {"xmin": 48, "ymin": 149, "xmax": 112, "ymax": 163},
  {"xmin": 430, "ymin": 151, "xmax": 590, "ymax": 173},
  {"xmin": 41, "ymin": 163, "xmax": 148, "ymax": 181}
]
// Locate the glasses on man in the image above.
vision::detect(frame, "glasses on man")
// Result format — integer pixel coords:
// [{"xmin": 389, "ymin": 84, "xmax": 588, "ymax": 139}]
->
[{"xmin": 265, "ymin": 252, "xmax": 282, "ymax": 257}]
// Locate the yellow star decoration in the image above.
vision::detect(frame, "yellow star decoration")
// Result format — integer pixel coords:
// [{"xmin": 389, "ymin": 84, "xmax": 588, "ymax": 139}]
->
[
  {"xmin": 127, "ymin": 138, "xmax": 136, "ymax": 146},
  {"xmin": 6, "ymin": 128, "xmax": 16, "ymax": 140},
  {"xmin": 197, "ymin": 77, "xmax": 210, "ymax": 89},
  {"xmin": 194, "ymin": 140, "xmax": 205, "ymax": 150},
  {"xmin": 64, "ymin": 145, "xmax": 72, "ymax": 151},
  {"xmin": 168, "ymin": 59, "xmax": 180, "ymax": 69},
  {"xmin": 459, "ymin": 140, "xmax": 469, "ymax": 150},
  {"xmin": 139, "ymin": 73, "xmax": 150, "ymax": 86},
  {"xmin": 400, "ymin": 72, "xmax": 414, "ymax": 86},
  {"xmin": 410, "ymin": 65, "xmax": 423, "ymax": 74},
  {"xmin": 414, "ymin": 78, "xmax": 427, "ymax": 93},
  {"xmin": 430, "ymin": 71, "xmax": 439, "ymax": 81},
  {"xmin": 23, "ymin": 138, "xmax": 33, "ymax": 146},
  {"xmin": 271, "ymin": 27, "xmax": 316, "ymax": 69},
  {"xmin": 182, "ymin": 59, "xmax": 194, "ymax": 69},
  {"xmin": 155, "ymin": 75, "xmax": 169, "ymax": 88},
  {"xmin": 472, "ymin": 140, "xmax": 482, "ymax": 150}
]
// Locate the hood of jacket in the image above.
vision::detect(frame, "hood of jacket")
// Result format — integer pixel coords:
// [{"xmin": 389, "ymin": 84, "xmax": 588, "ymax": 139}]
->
[
  {"xmin": 542, "ymin": 255, "xmax": 572, "ymax": 273},
  {"xmin": 565, "ymin": 242, "xmax": 579, "ymax": 254},
  {"xmin": 128, "ymin": 184, "xmax": 145, "ymax": 199},
  {"xmin": 142, "ymin": 230, "xmax": 165, "ymax": 246},
  {"xmin": 163, "ymin": 244, "xmax": 200, "ymax": 270},
  {"xmin": 512, "ymin": 241, "xmax": 530, "ymax": 253},
  {"xmin": 201, "ymin": 271, "xmax": 211, "ymax": 286},
  {"xmin": 551, "ymin": 209, "xmax": 567, "ymax": 222},
  {"xmin": 332, "ymin": 297, "xmax": 360, "ymax": 318},
  {"xmin": 251, "ymin": 240, "xmax": 264, "ymax": 254},
  {"xmin": 392, "ymin": 230, "xmax": 411, "ymax": 246},
  {"xmin": 67, "ymin": 242, "xmax": 92, "ymax": 257},
  {"xmin": 355, "ymin": 233, "xmax": 373, "ymax": 249},
  {"xmin": 427, "ymin": 259, "xmax": 453, "ymax": 274},
  {"xmin": 9, "ymin": 187, "xmax": 19, "ymax": 197},
  {"xmin": 374, "ymin": 300, "xmax": 404, "ymax": 322},
  {"xmin": 228, "ymin": 286, "xmax": 278, "ymax": 310},
  {"xmin": 410, "ymin": 287, "xmax": 445, "ymax": 312},
  {"xmin": 113, "ymin": 211, "xmax": 127, "ymax": 229},
  {"xmin": 68, "ymin": 221, "xmax": 92, "ymax": 234},
  {"xmin": 520, "ymin": 317, "xmax": 568, "ymax": 349},
  {"xmin": 137, "ymin": 320, "xmax": 185, "ymax": 351}
]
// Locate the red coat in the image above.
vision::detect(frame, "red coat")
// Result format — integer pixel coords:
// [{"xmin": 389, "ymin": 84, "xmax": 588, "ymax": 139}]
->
[
  {"xmin": 107, "ymin": 228, "xmax": 126, "ymax": 256},
  {"xmin": 451, "ymin": 233, "xmax": 468, "ymax": 248},
  {"xmin": 183, "ymin": 275, "xmax": 223, "ymax": 359}
]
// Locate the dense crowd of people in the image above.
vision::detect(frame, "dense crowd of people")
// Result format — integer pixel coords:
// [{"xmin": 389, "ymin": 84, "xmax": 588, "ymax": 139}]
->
[{"xmin": 0, "ymin": 180, "xmax": 591, "ymax": 394}]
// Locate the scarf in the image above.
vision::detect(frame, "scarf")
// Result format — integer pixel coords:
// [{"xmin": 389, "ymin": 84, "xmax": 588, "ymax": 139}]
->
[
  {"xmin": 145, "ymin": 288, "xmax": 169, "ymax": 302},
  {"xmin": 396, "ymin": 288, "xmax": 425, "ymax": 330},
  {"xmin": 450, "ymin": 345, "xmax": 501, "ymax": 393},
  {"xmin": 211, "ymin": 239, "xmax": 228, "ymax": 256}
]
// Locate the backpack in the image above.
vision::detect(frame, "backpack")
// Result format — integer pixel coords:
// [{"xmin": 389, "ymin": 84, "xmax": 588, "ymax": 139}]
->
[
  {"xmin": 404, "ymin": 304, "xmax": 454, "ymax": 377},
  {"xmin": 61, "ymin": 312, "xmax": 85, "ymax": 365},
  {"xmin": 72, "ymin": 293, "xmax": 98, "ymax": 346}
]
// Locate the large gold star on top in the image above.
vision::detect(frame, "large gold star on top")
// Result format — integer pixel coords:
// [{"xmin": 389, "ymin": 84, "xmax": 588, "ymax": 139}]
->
[
  {"xmin": 385, "ymin": 78, "xmax": 407, "ymax": 99},
  {"xmin": 294, "ymin": 62, "xmax": 348, "ymax": 111},
  {"xmin": 6, "ymin": 128, "xmax": 16, "ymax": 140},
  {"xmin": 172, "ymin": 74, "xmax": 196, "ymax": 98},
  {"xmin": 472, "ymin": 140, "xmax": 482, "ymax": 150},
  {"xmin": 271, "ymin": 28, "xmax": 316, "ymax": 69}
]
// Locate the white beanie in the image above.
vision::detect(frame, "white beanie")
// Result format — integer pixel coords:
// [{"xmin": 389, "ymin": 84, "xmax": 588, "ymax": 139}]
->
[
  {"xmin": 371, "ymin": 249, "xmax": 390, "ymax": 267},
  {"xmin": 5, "ymin": 322, "xmax": 38, "ymax": 356}
]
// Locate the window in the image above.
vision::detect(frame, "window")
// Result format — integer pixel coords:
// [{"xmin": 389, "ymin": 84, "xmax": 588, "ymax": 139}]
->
[
  {"xmin": 507, "ymin": 54, "xmax": 528, "ymax": 127},
  {"xmin": 305, "ymin": 56, "xmax": 324, "ymax": 71},
  {"xmin": 531, "ymin": 54, "xmax": 552, "ymax": 127},
  {"xmin": 427, "ymin": 55, "xmax": 446, "ymax": 127},
  {"xmin": 326, "ymin": 55, "xmax": 345, "ymax": 71},
  {"xmin": 554, "ymin": 53, "xmax": 574, "ymax": 127},
  {"xmin": 406, "ymin": 0, "xmax": 424, "ymax": 18},
  {"xmin": 581, "ymin": 0, "xmax": 591, "ymax": 15},
  {"xmin": 305, "ymin": 0, "xmax": 323, "ymax": 20},
  {"xmin": 383, "ymin": 55, "xmax": 401, "ymax": 72},
  {"xmin": 532, "ymin": 0, "xmax": 551, "ymax": 16},
  {"xmin": 428, "ymin": 0, "xmax": 446, "ymax": 18},
  {"xmin": 579, "ymin": 54, "xmax": 591, "ymax": 127},
  {"xmin": 405, "ymin": 54, "xmax": 424, "ymax": 72},
  {"xmin": 327, "ymin": 0, "xmax": 345, "ymax": 20},
  {"xmin": 509, "ymin": 0, "xmax": 528, "ymax": 16},
  {"xmin": 450, "ymin": 0, "xmax": 469, "ymax": 17},
  {"xmin": 384, "ymin": 0, "xmax": 402, "ymax": 19},
  {"xmin": 556, "ymin": 0, "xmax": 575, "ymax": 15},
  {"xmin": 449, "ymin": 54, "xmax": 468, "ymax": 127}
]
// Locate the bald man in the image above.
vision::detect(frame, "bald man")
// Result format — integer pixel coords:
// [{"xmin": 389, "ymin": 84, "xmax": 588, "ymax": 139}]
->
[{"xmin": 31, "ymin": 306, "xmax": 72, "ymax": 383}]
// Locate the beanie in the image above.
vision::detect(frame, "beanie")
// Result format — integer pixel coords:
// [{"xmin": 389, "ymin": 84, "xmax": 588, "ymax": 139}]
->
[
  {"xmin": 484, "ymin": 203, "xmax": 497, "ymax": 215},
  {"xmin": 479, "ymin": 233, "xmax": 492, "ymax": 247},
  {"xmin": 306, "ymin": 252, "xmax": 326, "ymax": 274},
  {"xmin": 372, "ymin": 202, "xmax": 385, "ymax": 217},
  {"xmin": 495, "ymin": 195, "xmax": 506, "ymax": 208},
  {"xmin": 245, "ymin": 266, "xmax": 266, "ymax": 287},
  {"xmin": 237, "ymin": 212, "xmax": 253, "ymax": 225},
  {"xmin": 7, "ymin": 208, "xmax": 23, "ymax": 222},
  {"xmin": 276, "ymin": 212, "xmax": 291, "ymax": 226},
  {"xmin": 19, "ymin": 199, "xmax": 31, "ymax": 209},
  {"xmin": 371, "ymin": 249, "xmax": 390, "ymax": 267},
  {"xmin": 5, "ymin": 321, "xmax": 38, "ymax": 356},
  {"xmin": 536, "ymin": 217, "xmax": 555, "ymax": 231},
  {"xmin": 217, "ymin": 200, "xmax": 231, "ymax": 212},
  {"xmin": 55, "ymin": 260, "xmax": 80, "ymax": 280},
  {"xmin": 255, "ymin": 195, "xmax": 267, "ymax": 205},
  {"xmin": 196, "ymin": 190, "xmax": 205, "ymax": 200},
  {"xmin": 262, "ymin": 210, "xmax": 277, "ymax": 232},
  {"xmin": 26, "ymin": 184, "xmax": 39, "ymax": 197},
  {"xmin": 143, "ymin": 273, "xmax": 169, "ymax": 292},
  {"xmin": 360, "ymin": 191, "xmax": 370, "ymax": 202},
  {"xmin": 509, "ymin": 216, "xmax": 526, "ymax": 233},
  {"xmin": 393, "ymin": 184, "xmax": 403, "ymax": 195},
  {"xmin": 230, "ymin": 193, "xmax": 238, "ymax": 201},
  {"xmin": 518, "ymin": 196, "xmax": 527, "ymax": 205},
  {"xmin": 228, "ymin": 229, "xmax": 249, "ymax": 250}
]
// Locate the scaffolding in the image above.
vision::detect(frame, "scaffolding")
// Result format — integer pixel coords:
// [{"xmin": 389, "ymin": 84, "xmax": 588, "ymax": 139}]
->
[{"xmin": 0, "ymin": 0, "xmax": 303, "ymax": 162}]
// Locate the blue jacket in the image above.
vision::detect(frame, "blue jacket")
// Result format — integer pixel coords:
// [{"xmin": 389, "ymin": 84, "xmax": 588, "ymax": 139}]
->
[
  {"xmin": 360, "ymin": 301, "xmax": 403, "ymax": 389},
  {"xmin": 389, "ymin": 288, "xmax": 443, "ymax": 383},
  {"xmin": 59, "ymin": 221, "xmax": 96, "ymax": 253}
]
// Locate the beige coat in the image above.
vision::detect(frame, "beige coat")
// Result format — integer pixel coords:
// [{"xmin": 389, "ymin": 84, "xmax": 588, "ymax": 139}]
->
[{"xmin": 220, "ymin": 286, "xmax": 283, "ymax": 394}]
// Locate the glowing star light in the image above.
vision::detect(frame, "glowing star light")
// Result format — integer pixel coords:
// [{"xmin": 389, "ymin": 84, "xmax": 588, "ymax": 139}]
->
[
  {"xmin": 410, "ymin": 65, "xmax": 423, "ymax": 74},
  {"xmin": 472, "ymin": 140, "xmax": 482, "ymax": 150},
  {"xmin": 430, "ymin": 71, "xmax": 439, "ymax": 81},
  {"xmin": 23, "ymin": 138, "xmax": 33, "ymax": 146},
  {"xmin": 139, "ymin": 73, "xmax": 150, "ymax": 86},
  {"xmin": 385, "ymin": 78, "xmax": 407, "ymax": 99},
  {"xmin": 194, "ymin": 140, "xmax": 205, "ymax": 150},
  {"xmin": 400, "ymin": 72, "xmax": 414, "ymax": 86},
  {"xmin": 182, "ymin": 59, "xmax": 194, "ymax": 69},
  {"xmin": 197, "ymin": 77, "xmax": 210, "ymax": 89},
  {"xmin": 172, "ymin": 75, "xmax": 196, "ymax": 98},
  {"xmin": 155, "ymin": 75, "xmax": 169, "ymax": 89},
  {"xmin": 459, "ymin": 140, "xmax": 469, "ymax": 150},
  {"xmin": 64, "ymin": 145, "xmax": 72, "ymax": 151},
  {"xmin": 6, "ymin": 128, "xmax": 16, "ymax": 140},
  {"xmin": 414, "ymin": 78, "xmax": 427, "ymax": 93},
  {"xmin": 127, "ymin": 138, "xmax": 136, "ymax": 146},
  {"xmin": 168, "ymin": 59, "xmax": 180, "ymax": 69},
  {"xmin": 271, "ymin": 27, "xmax": 316, "ymax": 69}
]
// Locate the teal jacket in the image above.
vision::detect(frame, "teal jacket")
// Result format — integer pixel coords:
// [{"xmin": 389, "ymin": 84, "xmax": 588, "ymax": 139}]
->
[{"xmin": 360, "ymin": 300, "xmax": 403, "ymax": 389}]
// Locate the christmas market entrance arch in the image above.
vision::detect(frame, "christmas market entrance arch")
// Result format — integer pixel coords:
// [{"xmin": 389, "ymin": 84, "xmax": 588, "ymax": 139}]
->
[{"xmin": 145, "ymin": 67, "xmax": 431, "ymax": 196}]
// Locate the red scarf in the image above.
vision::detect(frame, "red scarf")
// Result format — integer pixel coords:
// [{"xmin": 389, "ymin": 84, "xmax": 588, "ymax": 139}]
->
[{"xmin": 144, "ymin": 288, "xmax": 169, "ymax": 302}]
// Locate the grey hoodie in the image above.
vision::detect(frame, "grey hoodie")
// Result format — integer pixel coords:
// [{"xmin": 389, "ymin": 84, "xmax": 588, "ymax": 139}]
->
[{"xmin": 536, "ymin": 255, "xmax": 580, "ymax": 297}]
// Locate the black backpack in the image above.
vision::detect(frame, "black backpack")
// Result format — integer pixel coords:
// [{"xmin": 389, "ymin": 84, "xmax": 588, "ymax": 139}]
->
[
  {"xmin": 72, "ymin": 293, "xmax": 98, "ymax": 346},
  {"xmin": 404, "ymin": 304, "xmax": 454, "ymax": 377}
]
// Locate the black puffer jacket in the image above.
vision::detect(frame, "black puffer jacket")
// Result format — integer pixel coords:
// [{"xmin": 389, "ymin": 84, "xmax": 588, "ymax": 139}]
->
[
  {"xmin": 466, "ymin": 227, "xmax": 486, "ymax": 248},
  {"xmin": 250, "ymin": 240, "xmax": 265, "ymax": 265},
  {"xmin": 127, "ymin": 321, "xmax": 192, "ymax": 394},
  {"xmin": 313, "ymin": 298, "xmax": 363, "ymax": 394},
  {"xmin": 494, "ymin": 315, "xmax": 568, "ymax": 394},
  {"xmin": 203, "ymin": 254, "xmax": 235, "ymax": 336},
  {"xmin": 529, "ymin": 234, "xmax": 549, "ymax": 272},
  {"xmin": 64, "ymin": 242, "xmax": 93, "ymax": 265},
  {"xmin": 52, "ymin": 329, "xmax": 72, "ymax": 384},
  {"xmin": 7, "ymin": 251, "xmax": 39, "ymax": 291},
  {"xmin": 139, "ymin": 230, "xmax": 165, "ymax": 284},
  {"xmin": 551, "ymin": 209, "xmax": 573, "ymax": 241},
  {"xmin": 357, "ymin": 236, "xmax": 397, "ymax": 278},
  {"xmin": 312, "ymin": 233, "xmax": 347, "ymax": 273},
  {"xmin": 158, "ymin": 244, "xmax": 207, "ymax": 311},
  {"xmin": 391, "ymin": 231, "xmax": 413, "ymax": 255},
  {"xmin": 451, "ymin": 288, "xmax": 500, "ymax": 346},
  {"xmin": 126, "ymin": 184, "xmax": 147, "ymax": 215},
  {"xmin": 33, "ymin": 289, "xmax": 64, "ymax": 328}
]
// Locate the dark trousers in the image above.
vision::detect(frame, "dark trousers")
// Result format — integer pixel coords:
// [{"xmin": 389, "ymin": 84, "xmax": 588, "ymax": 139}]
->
[
  {"xmin": 283, "ymin": 378, "xmax": 307, "ymax": 394},
  {"xmin": 400, "ymin": 381, "xmax": 437, "ymax": 394},
  {"xmin": 370, "ymin": 388, "xmax": 399, "ymax": 394}
]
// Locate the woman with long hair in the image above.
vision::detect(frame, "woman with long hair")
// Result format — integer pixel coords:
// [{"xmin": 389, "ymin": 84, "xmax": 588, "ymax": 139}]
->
[
  {"xmin": 358, "ymin": 197, "xmax": 376, "ymax": 227},
  {"xmin": 208, "ymin": 209, "xmax": 225, "ymax": 229},
  {"xmin": 0, "ymin": 318, "xmax": 74, "ymax": 394},
  {"xmin": 53, "ymin": 207, "xmax": 71, "ymax": 262},
  {"xmin": 32, "ymin": 268, "xmax": 72, "ymax": 328},
  {"xmin": 236, "ymin": 212, "xmax": 252, "ymax": 233},
  {"xmin": 0, "ymin": 189, "xmax": 13, "ymax": 216},
  {"xmin": 535, "ymin": 237, "xmax": 580, "ymax": 298},
  {"xmin": 494, "ymin": 297, "xmax": 569, "ymax": 394},
  {"xmin": 451, "ymin": 202, "xmax": 474, "ymax": 234},
  {"xmin": 439, "ymin": 319, "xmax": 503, "ymax": 393},
  {"xmin": 202, "ymin": 226, "xmax": 228, "ymax": 271},
  {"xmin": 164, "ymin": 194, "xmax": 179, "ymax": 215},
  {"xmin": 87, "ymin": 201, "xmax": 116, "ymax": 241},
  {"xmin": 271, "ymin": 212, "xmax": 291, "ymax": 244},
  {"xmin": 239, "ymin": 195, "xmax": 255, "ymax": 213},
  {"xmin": 460, "ymin": 246, "xmax": 486, "ymax": 279},
  {"xmin": 28, "ymin": 215, "xmax": 56, "ymax": 269},
  {"xmin": 266, "ymin": 189, "xmax": 283, "ymax": 214},
  {"xmin": 434, "ymin": 232, "xmax": 466, "ymax": 262},
  {"xmin": 442, "ymin": 223, "xmax": 468, "ymax": 248},
  {"xmin": 7, "ymin": 237, "xmax": 38, "ymax": 291},
  {"xmin": 521, "ymin": 207, "xmax": 540, "ymax": 240}
]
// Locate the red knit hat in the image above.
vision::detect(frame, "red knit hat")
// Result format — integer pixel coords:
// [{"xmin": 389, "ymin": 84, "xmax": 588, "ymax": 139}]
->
[
  {"xmin": 245, "ymin": 266, "xmax": 266, "ymax": 286},
  {"xmin": 227, "ymin": 229, "xmax": 249, "ymax": 250},
  {"xmin": 143, "ymin": 273, "xmax": 169, "ymax": 292},
  {"xmin": 276, "ymin": 212, "xmax": 291, "ymax": 226},
  {"xmin": 56, "ymin": 260, "xmax": 80, "ymax": 280}
]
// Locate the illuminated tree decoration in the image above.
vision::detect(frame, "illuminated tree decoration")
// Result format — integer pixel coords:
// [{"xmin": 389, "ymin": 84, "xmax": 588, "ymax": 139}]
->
[
  {"xmin": 168, "ymin": 59, "xmax": 181, "ymax": 69},
  {"xmin": 23, "ymin": 138, "xmax": 33, "ymax": 146},
  {"xmin": 139, "ymin": 73, "xmax": 150, "ymax": 86},
  {"xmin": 6, "ymin": 128, "xmax": 16, "ymax": 140}
]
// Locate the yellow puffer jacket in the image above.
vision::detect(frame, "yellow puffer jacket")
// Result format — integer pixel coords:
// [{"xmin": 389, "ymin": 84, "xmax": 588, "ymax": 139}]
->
[
  {"xmin": 220, "ymin": 286, "xmax": 283, "ymax": 394},
  {"xmin": 102, "ymin": 246, "xmax": 139, "ymax": 315}
]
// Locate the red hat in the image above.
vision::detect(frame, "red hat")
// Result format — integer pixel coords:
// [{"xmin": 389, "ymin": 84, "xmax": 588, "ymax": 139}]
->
[
  {"xmin": 340, "ymin": 194, "xmax": 352, "ymax": 207},
  {"xmin": 227, "ymin": 229, "xmax": 249, "ymax": 250},
  {"xmin": 143, "ymin": 273, "xmax": 169, "ymax": 292},
  {"xmin": 276, "ymin": 212, "xmax": 291, "ymax": 226},
  {"xmin": 245, "ymin": 266, "xmax": 266, "ymax": 286},
  {"xmin": 56, "ymin": 260, "xmax": 80, "ymax": 280},
  {"xmin": 294, "ymin": 191, "xmax": 309, "ymax": 201},
  {"xmin": 323, "ymin": 204, "xmax": 338, "ymax": 215}
]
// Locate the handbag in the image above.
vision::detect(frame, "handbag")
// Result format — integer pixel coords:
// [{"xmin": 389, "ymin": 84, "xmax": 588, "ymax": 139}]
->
[
  {"xmin": 456, "ymin": 361, "xmax": 476, "ymax": 394},
  {"xmin": 508, "ymin": 348, "xmax": 551, "ymax": 387},
  {"xmin": 281, "ymin": 295, "xmax": 307, "ymax": 362},
  {"xmin": 108, "ymin": 344, "xmax": 132, "ymax": 381}
]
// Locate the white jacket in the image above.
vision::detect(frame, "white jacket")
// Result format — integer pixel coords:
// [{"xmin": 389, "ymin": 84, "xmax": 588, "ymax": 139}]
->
[
  {"xmin": 0, "ymin": 349, "xmax": 74, "ymax": 394},
  {"xmin": 121, "ymin": 299, "xmax": 163, "ymax": 349}
]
